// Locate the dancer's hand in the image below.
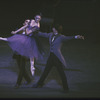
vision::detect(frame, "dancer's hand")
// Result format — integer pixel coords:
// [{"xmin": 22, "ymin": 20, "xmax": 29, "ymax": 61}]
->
[
  {"xmin": 75, "ymin": 35, "xmax": 84, "ymax": 40},
  {"xmin": 23, "ymin": 19, "xmax": 30, "ymax": 25},
  {"xmin": 11, "ymin": 31, "xmax": 16, "ymax": 34}
]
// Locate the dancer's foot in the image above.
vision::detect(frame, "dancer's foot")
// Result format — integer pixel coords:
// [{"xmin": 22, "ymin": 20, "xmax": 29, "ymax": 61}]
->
[
  {"xmin": 31, "ymin": 66, "xmax": 35, "ymax": 76},
  {"xmin": 32, "ymin": 83, "xmax": 39, "ymax": 88},
  {"xmin": 0, "ymin": 37, "xmax": 3, "ymax": 40},
  {"xmin": 25, "ymin": 79, "xmax": 34, "ymax": 85},
  {"xmin": 14, "ymin": 84, "xmax": 20, "ymax": 89},
  {"xmin": 0, "ymin": 37, "xmax": 7, "ymax": 41},
  {"xmin": 62, "ymin": 88, "xmax": 69, "ymax": 93},
  {"xmin": 32, "ymin": 83, "xmax": 44, "ymax": 88}
]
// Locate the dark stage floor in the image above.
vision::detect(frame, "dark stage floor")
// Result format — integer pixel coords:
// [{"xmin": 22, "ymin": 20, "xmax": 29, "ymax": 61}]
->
[{"xmin": 0, "ymin": 39, "xmax": 100, "ymax": 99}]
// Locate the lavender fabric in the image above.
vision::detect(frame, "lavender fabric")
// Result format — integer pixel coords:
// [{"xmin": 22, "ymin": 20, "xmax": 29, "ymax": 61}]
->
[{"xmin": 7, "ymin": 34, "xmax": 43, "ymax": 59}]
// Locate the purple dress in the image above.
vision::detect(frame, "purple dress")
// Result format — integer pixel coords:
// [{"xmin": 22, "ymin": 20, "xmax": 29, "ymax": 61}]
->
[{"xmin": 7, "ymin": 26, "xmax": 43, "ymax": 59}]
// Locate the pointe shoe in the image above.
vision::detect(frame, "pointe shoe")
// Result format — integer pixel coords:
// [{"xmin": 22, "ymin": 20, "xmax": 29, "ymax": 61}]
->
[
  {"xmin": 0, "ymin": 37, "xmax": 7, "ymax": 41},
  {"xmin": 0, "ymin": 37, "xmax": 3, "ymax": 40},
  {"xmin": 31, "ymin": 66, "xmax": 35, "ymax": 76},
  {"xmin": 31, "ymin": 70, "xmax": 35, "ymax": 76}
]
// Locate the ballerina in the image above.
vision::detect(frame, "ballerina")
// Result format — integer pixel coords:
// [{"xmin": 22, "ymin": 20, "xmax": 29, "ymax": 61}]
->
[{"xmin": 0, "ymin": 15, "xmax": 44, "ymax": 87}]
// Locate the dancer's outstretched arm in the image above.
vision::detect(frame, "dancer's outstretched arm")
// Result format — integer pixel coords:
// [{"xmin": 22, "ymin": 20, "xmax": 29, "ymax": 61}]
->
[{"xmin": 11, "ymin": 24, "xmax": 28, "ymax": 34}]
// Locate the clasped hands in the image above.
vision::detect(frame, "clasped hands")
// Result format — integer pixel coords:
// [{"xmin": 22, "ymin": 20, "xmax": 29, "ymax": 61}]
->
[{"xmin": 76, "ymin": 35, "xmax": 84, "ymax": 40}]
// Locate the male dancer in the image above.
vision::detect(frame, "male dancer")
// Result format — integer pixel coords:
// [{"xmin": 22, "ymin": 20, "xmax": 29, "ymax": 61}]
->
[{"xmin": 32, "ymin": 24, "xmax": 84, "ymax": 92}]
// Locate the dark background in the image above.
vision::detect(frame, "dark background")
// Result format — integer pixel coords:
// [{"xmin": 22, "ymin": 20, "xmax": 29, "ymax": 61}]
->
[
  {"xmin": 0, "ymin": 0, "xmax": 100, "ymax": 43},
  {"xmin": 0, "ymin": 0, "xmax": 100, "ymax": 98}
]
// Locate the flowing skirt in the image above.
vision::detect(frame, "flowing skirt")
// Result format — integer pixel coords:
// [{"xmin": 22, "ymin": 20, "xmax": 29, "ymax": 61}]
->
[{"xmin": 7, "ymin": 34, "xmax": 43, "ymax": 59}]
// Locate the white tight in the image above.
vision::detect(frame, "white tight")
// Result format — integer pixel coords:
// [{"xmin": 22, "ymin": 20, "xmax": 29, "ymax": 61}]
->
[
  {"xmin": 0, "ymin": 37, "xmax": 8, "ymax": 41},
  {"xmin": 30, "ymin": 58, "xmax": 35, "ymax": 76}
]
